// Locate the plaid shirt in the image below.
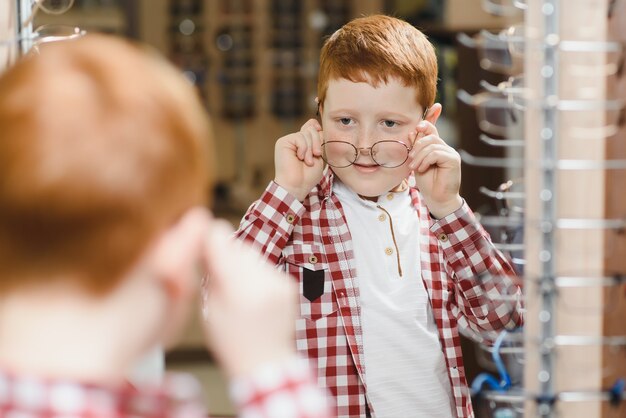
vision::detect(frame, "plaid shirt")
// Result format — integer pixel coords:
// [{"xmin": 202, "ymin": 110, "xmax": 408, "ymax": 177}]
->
[
  {"xmin": 0, "ymin": 358, "xmax": 331, "ymax": 418},
  {"xmin": 236, "ymin": 170, "xmax": 523, "ymax": 418}
]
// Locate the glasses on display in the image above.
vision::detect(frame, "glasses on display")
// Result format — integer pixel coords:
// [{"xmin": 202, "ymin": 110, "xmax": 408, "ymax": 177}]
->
[
  {"xmin": 522, "ymin": 343, "xmax": 624, "ymax": 384},
  {"xmin": 457, "ymin": 25, "xmax": 526, "ymax": 74},
  {"xmin": 459, "ymin": 86, "xmax": 626, "ymax": 142},
  {"xmin": 480, "ymin": 179, "xmax": 525, "ymax": 274},
  {"xmin": 557, "ymin": 285, "xmax": 625, "ymax": 319},
  {"xmin": 458, "ymin": 89, "xmax": 523, "ymax": 138},
  {"xmin": 35, "ymin": 0, "xmax": 74, "ymax": 13},
  {"xmin": 31, "ymin": 24, "xmax": 84, "ymax": 44},
  {"xmin": 459, "ymin": 23, "xmax": 626, "ymax": 76},
  {"xmin": 23, "ymin": 0, "xmax": 76, "ymax": 27},
  {"xmin": 525, "ymin": 273, "xmax": 626, "ymax": 318},
  {"xmin": 480, "ymin": 75, "xmax": 527, "ymax": 110},
  {"xmin": 1, "ymin": 24, "xmax": 86, "ymax": 52},
  {"xmin": 476, "ymin": 385, "xmax": 626, "ymax": 418},
  {"xmin": 481, "ymin": 0, "xmax": 526, "ymax": 16},
  {"xmin": 321, "ymin": 139, "xmax": 413, "ymax": 168}
]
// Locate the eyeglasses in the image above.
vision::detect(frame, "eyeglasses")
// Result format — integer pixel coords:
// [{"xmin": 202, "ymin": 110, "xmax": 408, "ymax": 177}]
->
[
  {"xmin": 458, "ymin": 89, "xmax": 523, "ymax": 138},
  {"xmin": 480, "ymin": 179, "xmax": 525, "ymax": 273},
  {"xmin": 20, "ymin": 0, "xmax": 76, "ymax": 28},
  {"xmin": 481, "ymin": 0, "xmax": 526, "ymax": 16},
  {"xmin": 460, "ymin": 23, "xmax": 626, "ymax": 76},
  {"xmin": 1, "ymin": 24, "xmax": 86, "ymax": 50},
  {"xmin": 457, "ymin": 24, "xmax": 526, "ymax": 75},
  {"xmin": 458, "ymin": 87, "xmax": 626, "ymax": 141},
  {"xmin": 321, "ymin": 139, "xmax": 413, "ymax": 168}
]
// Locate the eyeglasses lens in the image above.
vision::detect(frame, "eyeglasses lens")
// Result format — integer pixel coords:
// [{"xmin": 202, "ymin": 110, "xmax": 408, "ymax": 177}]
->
[{"xmin": 322, "ymin": 141, "xmax": 409, "ymax": 168}]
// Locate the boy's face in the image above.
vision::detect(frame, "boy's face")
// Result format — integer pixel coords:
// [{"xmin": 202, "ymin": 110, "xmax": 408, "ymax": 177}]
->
[{"xmin": 320, "ymin": 77, "xmax": 426, "ymax": 198}]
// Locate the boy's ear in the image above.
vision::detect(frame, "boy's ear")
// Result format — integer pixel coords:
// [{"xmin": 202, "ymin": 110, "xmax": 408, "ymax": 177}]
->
[
  {"xmin": 149, "ymin": 207, "xmax": 210, "ymax": 300},
  {"xmin": 424, "ymin": 103, "xmax": 442, "ymax": 125}
]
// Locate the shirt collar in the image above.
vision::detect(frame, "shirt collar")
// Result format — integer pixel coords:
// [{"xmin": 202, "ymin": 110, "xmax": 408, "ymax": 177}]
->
[
  {"xmin": 320, "ymin": 168, "xmax": 415, "ymax": 205},
  {"xmin": 318, "ymin": 166, "xmax": 335, "ymax": 199}
]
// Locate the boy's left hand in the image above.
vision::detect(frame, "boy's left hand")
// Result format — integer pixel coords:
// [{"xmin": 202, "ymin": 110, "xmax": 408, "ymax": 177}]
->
[{"xmin": 408, "ymin": 107, "xmax": 463, "ymax": 219}]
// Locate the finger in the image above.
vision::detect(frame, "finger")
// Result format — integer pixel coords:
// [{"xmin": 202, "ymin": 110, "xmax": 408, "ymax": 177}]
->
[
  {"xmin": 416, "ymin": 149, "xmax": 449, "ymax": 173},
  {"xmin": 410, "ymin": 143, "xmax": 454, "ymax": 172},
  {"xmin": 304, "ymin": 126, "xmax": 320, "ymax": 163},
  {"xmin": 301, "ymin": 126, "xmax": 325, "ymax": 165},
  {"xmin": 411, "ymin": 134, "xmax": 447, "ymax": 153},
  {"xmin": 301, "ymin": 118, "xmax": 322, "ymax": 134},
  {"xmin": 415, "ymin": 119, "xmax": 440, "ymax": 139},
  {"xmin": 409, "ymin": 135, "xmax": 448, "ymax": 162},
  {"xmin": 419, "ymin": 148, "xmax": 460, "ymax": 173},
  {"xmin": 202, "ymin": 219, "xmax": 237, "ymax": 293},
  {"xmin": 300, "ymin": 129, "xmax": 316, "ymax": 165},
  {"xmin": 311, "ymin": 129, "xmax": 323, "ymax": 157},
  {"xmin": 290, "ymin": 132, "xmax": 310, "ymax": 162}
]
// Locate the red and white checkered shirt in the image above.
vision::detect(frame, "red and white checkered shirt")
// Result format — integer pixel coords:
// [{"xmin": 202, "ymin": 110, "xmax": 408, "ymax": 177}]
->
[
  {"xmin": 0, "ymin": 358, "xmax": 332, "ymax": 418},
  {"xmin": 235, "ymin": 170, "xmax": 523, "ymax": 418}
]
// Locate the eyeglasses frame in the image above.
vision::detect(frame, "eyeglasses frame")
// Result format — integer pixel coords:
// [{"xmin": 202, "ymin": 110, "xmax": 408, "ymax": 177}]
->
[
  {"xmin": 317, "ymin": 107, "xmax": 429, "ymax": 169},
  {"xmin": 321, "ymin": 138, "xmax": 415, "ymax": 168}
]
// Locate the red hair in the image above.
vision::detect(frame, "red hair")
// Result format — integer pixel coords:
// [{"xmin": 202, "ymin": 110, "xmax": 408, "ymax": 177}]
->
[
  {"xmin": 0, "ymin": 35, "xmax": 214, "ymax": 294},
  {"xmin": 317, "ymin": 15, "xmax": 438, "ymax": 110}
]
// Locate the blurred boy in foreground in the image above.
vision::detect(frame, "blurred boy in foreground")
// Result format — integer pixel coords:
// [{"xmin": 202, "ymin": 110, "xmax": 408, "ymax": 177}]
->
[{"xmin": 0, "ymin": 35, "xmax": 330, "ymax": 418}]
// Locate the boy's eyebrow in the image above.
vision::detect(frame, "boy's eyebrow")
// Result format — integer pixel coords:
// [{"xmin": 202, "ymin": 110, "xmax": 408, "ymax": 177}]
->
[
  {"xmin": 325, "ymin": 108, "xmax": 358, "ymax": 115},
  {"xmin": 375, "ymin": 111, "xmax": 414, "ymax": 120},
  {"xmin": 325, "ymin": 108, "xmax": 415, "ymax": 119}
]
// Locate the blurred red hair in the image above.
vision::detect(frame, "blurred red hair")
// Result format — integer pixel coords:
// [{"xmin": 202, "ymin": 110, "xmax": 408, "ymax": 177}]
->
[{"xmin": 0, "ymin": 35, "xmax": 214, "ymax": 294}]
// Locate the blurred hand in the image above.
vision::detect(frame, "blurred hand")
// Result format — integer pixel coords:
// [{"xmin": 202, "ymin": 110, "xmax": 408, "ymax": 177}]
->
[
  {"xmin": 200, "ymin": 219, "xmax": 297, "ymax": 379},
  {"xmin": 408, "ymin": 106, "xmax": 463, "ymax": 219},
  {"xmin": 274, "ymin": 118, "xmax": 325, "ymax": 201}
]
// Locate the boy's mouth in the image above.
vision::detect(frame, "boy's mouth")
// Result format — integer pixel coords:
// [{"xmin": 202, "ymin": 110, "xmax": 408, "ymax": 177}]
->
[{"xmin": 352, "ymin": 162, "xmax": 379, "ymax": 173}]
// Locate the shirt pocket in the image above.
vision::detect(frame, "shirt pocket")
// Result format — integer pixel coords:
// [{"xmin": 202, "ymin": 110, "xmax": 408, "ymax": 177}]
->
[{"xmin": 283, "ymin": 243, "xmax": 338, "ymax": 321}]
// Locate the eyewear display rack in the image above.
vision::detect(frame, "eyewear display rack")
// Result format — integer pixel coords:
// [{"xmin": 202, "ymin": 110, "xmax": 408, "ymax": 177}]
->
[
  {"xmin": 2, "ymin": 1, "xmax": 126, "ymax": 74},
  {"xmin": 459, "ymin": 0, "xmax": 626, "ymax": 417},
  {"xmin": 525, "ymin": 0, "xmax": 626, "ymax": 417},
  {"xmin": 0, "ymin": 1, "xmax": 31, "ymax": 72}
]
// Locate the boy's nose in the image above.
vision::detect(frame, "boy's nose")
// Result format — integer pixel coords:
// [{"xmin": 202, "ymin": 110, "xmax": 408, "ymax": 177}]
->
[
  {"xmin": 358, "ymin": 147, "xmax": 372, "ymax": 156},
  {"xmin": 355, "ymin": 128, "xmax": 375, "ymax": 149}
]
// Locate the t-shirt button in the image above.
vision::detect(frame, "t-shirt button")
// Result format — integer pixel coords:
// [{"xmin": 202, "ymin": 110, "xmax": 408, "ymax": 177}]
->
[
  {"xmin": 308, "ymin": 255, "xmax": 318, "ymax": 264},
  {"xmin": 378, "ymin": 213, "xmax": 386, "ymax": 222},
  {"xmin": 438, "ymin": 233, "xmax": 449, "ymax": 242},
  {"xmin": 384, "ymin": 247, "xmax": 394, "ymax": 255},
  {"xmin": 386, "ymin": 193, "xmax": 394, "ymax": 200},
  {"xmin": 286, "ymin": 213, "xmax": 296, "ymax": 224}
]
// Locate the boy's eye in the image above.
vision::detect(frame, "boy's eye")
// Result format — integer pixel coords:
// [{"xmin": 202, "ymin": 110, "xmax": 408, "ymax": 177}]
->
[
  {"xmin": 383, "ymin": 120, "xmax": 398, "ymax": 128},
  {"xmin": 339, "ymin": 118, "xmax": 352, "ymax": 125}
]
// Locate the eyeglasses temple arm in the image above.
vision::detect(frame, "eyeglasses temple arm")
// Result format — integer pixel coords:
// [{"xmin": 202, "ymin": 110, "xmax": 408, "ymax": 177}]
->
[{"xmin": 23, "ymin": 0, "xmax": 44, "ymax": 28}]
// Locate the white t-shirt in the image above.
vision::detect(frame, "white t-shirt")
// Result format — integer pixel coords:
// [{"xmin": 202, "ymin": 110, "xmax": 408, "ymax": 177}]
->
[{"xmin": 334, "ymin": 180, "xmax": 454, "ymax": 418}]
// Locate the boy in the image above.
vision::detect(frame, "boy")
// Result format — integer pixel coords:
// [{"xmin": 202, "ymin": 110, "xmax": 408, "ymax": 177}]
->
[
  {"xmin": 236, "ymin": 15, "xmax": 522, "ymax": 418},
  {"xmin": 0, "ymin": 35, "xmax": 331, "ymax": 418}
]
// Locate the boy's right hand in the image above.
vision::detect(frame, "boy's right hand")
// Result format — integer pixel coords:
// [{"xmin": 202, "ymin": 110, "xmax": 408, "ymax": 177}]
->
[
  {"xmin": 274, "ymin": 118, "xmax": 325, "ymax": 202},
  {"xmin": 201, "ymin": 219, "xmax": 297, "ymax": 380}
]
